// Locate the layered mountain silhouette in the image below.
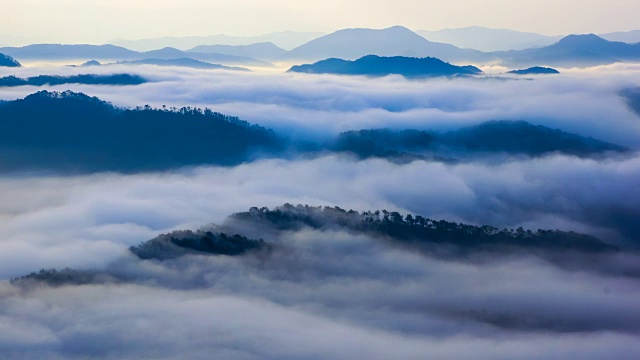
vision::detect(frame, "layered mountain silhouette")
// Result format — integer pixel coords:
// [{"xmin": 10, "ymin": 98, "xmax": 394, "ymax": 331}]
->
[
  {"xmin": 332, "ymin": 121, "xmax": 626, "ymax": 159},
  {"xmin": 280, "ymin": 26, "xmax": 494, "ymax": 64},
  {"xmin": 111, "ymin": 31, "xmax": 326, "ymax": 52},
  {"xmin": 0, "ymin": 44, "xmax": 138, "ymax": 60},
  {"xmin": 0, "ymin": 44, "xmax": 271, "ymax": 67},
  {"xmin": 288, "ymin": 55, "xmax": 482, "ymax": 78},
  {"xmin": 0, "ymin": 91, "xmax": 283, "ymax": 172},
  {"xmin": 188, "ymin": 42, "xmax": 287, "ymax": 60},
  {"xmin": 495, "ymin": 34, "xmax": 640, "ymax": 67},
  {"xmin": 418, "ymin": 26, "xmax": 562, "ymax": 52},
  {"xmin": 115, "ymin": 58, "xmax": 249, "ymax": 71},
  {"xmin": 5, "ymin": 29, "xmax": 640, "ymax": 69},
  {"xmin": 0, "ymin": 74, "xmax": 147, "ymax": 87},
  {"xmin": 600, "ymin": 30, "xmax": 640, "ymax": 44},
  {"xmin": 0, "ymin": 53, "xmax": 21, "ymax": 67},
  {"xmin": 508, "ymin": 66, "xmax": 560, "ymax": 75},
  {"xmin": 76, "ymin": 60, "xmax": 101, "ymax": 67},
  {"xmin": 280, "ymin": 28, "xmax": 640, "ymax": 68}
]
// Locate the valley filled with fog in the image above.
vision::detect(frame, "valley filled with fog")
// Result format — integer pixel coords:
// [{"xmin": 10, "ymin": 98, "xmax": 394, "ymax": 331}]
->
[{"xmin": 1, "ymin": 61, "xmax": 639, "ymax": 359}]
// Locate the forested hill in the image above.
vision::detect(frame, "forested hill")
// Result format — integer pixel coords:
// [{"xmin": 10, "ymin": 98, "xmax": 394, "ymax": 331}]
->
[
  {"xmin": 288, "ymin": 55, "xmax": 483, "ymax": 78},
  {"xmin": 13, "ymin": 203, "xmax": 624, "ymax": 287},
  {"xmin": 332, "ymin": 121, "xmax": 626, "ymax": 159},
  {"xmin": 0, "ymin": 74, "xmax": 147, "ymax": 87},
  {"xmin": 231, "ymin": 204, "xmax": 618, "ymax": 253},
  {"xmin": 0, "ymin": 90, "xmax": 284, "ymax": 172},
  {"xmin": 0, "ymin": 53, "xmax": 21, "ymax": 67}
]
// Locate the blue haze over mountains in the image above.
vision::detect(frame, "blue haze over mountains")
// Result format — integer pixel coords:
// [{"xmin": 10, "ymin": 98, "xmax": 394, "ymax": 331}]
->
[
  {"xmin": 3, "ymin": 21, "xmax": 640, "ymax": 360},
  {"xmin": 3, "ymin": 26, "xmax": 640, "ymax": 69}
]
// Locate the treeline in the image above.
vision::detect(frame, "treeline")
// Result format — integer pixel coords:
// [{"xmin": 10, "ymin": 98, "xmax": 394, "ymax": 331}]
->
[
  {"xmin": 11, "ymin": 203, "xmax": 624, "ymax": 288},
  {"xmin": 332, "ymin": 121, "xmax": 626, "ymax": 159},
  {"xmin": 0, "ymin": 91, "xmax": 629, "ymax": 173},
  {"xmin": 0, "ymin": 90, "xmax": 284, "ymax": 171},
  {"xmin": 288, "ymin": 55, "xmax": 483, "ymax": 78},
  {"xmin": 130, "ymin": 230, "xmax": 268, "ymax": 260},
  {"xmin": 0, "ymin": 53, "xmax": 20, "ymax": 67},
  {"xmin": 0, "ymin": 74, "xmax": 147, "ymax": 87},
  {"xmin": 12, "ymin": 268, "xmax": 117, "ymax": 286},
  {"xmin": 233, "ymin": 204, "xmax": 617, "ymax": 252}
]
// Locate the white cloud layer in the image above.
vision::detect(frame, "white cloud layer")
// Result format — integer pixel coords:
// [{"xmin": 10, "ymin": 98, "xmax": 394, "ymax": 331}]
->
[
  {"xmin": 1, "ymin": 63, "xmax": 640, "ymax": 358},
  {"xmin": 2, "ymin": 63, "xmax": 640, "ymax": 147}
]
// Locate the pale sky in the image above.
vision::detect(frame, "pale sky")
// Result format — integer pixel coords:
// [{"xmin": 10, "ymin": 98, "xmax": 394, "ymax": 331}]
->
[{"xmin": 2, "ymin": 0, "xmax": 639, "ymax": 44}]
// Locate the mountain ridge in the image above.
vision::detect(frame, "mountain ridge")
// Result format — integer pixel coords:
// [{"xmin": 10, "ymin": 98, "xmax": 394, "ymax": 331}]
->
[
  {"xmin": 280, "ymin": 26, "xmax": 494, "ymax": 64},
  {"xmin": 288, "ymin": 55, "xmax": 482, "ymax": 78}
]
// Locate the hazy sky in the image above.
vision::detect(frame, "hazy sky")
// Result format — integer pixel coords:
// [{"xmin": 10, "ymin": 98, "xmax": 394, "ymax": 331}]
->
[{"xmin": 1, "ymin": 0, "xmax": 639, "ymax": 44}]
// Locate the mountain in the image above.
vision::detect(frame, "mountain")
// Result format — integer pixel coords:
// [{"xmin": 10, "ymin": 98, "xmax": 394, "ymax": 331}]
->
[
  {"xmin": 494, "ymin": 34, "xmax": 640, "ymax": 67},
  {"xmin": 332, "ymin": 121, "xmax": 626, "ymax": 160},
  {"xmin": 130, "ymin": 203, "xmax": 618, "ymax": 262},
  {"xmin": 0, "ymin": 53, "xmax": 21, "ymax": 67},
  {"xmin": 140, "ymin": 47, "xmax": 271, "ymax": 66},
  {"xmin": 280, "ymin": 26, "xmax": 494, "ymax": 64},
  {"xmin": 227, "ymin": 205, "xmax": 618, "ymax": 253},
  {"xmin": 115, "ymin": 58, "xmax": 249, "ymax": 71},
  {"xmin": 77, "ymin": 60, "xmax": 101, "ymax": 67},
  {"xmin": 15, "ymin": 202, "xmax": 622, "ymax": 288},
  {"xmin": 600, "ymin": 30, "xmax": 640, "ymax": 44},
  {"xmin": 0, "ymin": 91, "xmax": 283, "ymax": 172},
  {"xmin": 418, "ymin": 26, "xmax": 562, "ymax": 52},
  {"xmin": 0, "ymin": 44, "xmax": 139, "ymax": 61},
  {"xmin": 188, "ymin": 42, "xmax": 287, "ymax": 60},
  {"xmin": 288, "ymin": 55, "xmax": 482, "ymax": 78},
  {"xmin": 508, "ymin": 66, "xmax": 560, "ymax": 75},
  {"xmin": 130, "ymin": 230, "xmax": 268, "ymax": 260},
  {"xmin": 0, "ymin": 44, "xmax": 272, "ymax": 67},
  {"xmin": 439, "ymin": 120, "xmax": 625, "ymax": 155},
  {"xmin": 0, "ymin": 74, "xmax": 147, "ymax": 87},
  {"xmin": 111, "ymin": 31, "xmax": 326, "ymax": 51}
]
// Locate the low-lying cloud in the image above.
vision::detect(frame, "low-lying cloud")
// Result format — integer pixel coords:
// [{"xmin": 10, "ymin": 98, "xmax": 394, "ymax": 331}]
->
[
  {"xmin": 1, "ymin": 153, "xmax": 639, "ymax": 279},
  {"xmin": 1, "ymin": 63, "xmax": 640, "ymax": 147},
  {"xmin": 2, "ymin": 225, "xmax": 640, "ymax": 359},
  {"xmin": 1, "ymin": 62, "xmax": 640, "ymax": 358}
]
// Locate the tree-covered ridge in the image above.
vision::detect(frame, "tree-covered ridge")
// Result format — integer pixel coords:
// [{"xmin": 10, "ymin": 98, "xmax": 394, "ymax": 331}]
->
[
  {"xmin": 0, "ymin": 74, "xmax": 147, "ymax": 87},
  {"xmin": 333, "ymin": 121, "xmax": 626, "ymax": 159},
  {"xmin": 12, "ymin": 268, "xmax": 118, "ymax": 287},
  {"xmin": 130, "ymin": 230, "xmax": 268, "ymax": 260},
  {"xmin": 288, "ymin": 55, "xmax": 483, "ymax": 78},
  {"xmin": 10, "ymin": 204, "xmax": 628, "ymax": 288},
  {"xmin": 232, "ymin": 204, "xmax": 618, "ymax": 252},
  {"xmin": 0, "ymin": 53, "xmax": 21, "ymax": 67},
  {"xmin": 508, "ymin": 66, "xmax": 560, "ymax": 75},
  {"xmin": 0, "ymin": 90, "xmax": 284, "ymax": 171}
]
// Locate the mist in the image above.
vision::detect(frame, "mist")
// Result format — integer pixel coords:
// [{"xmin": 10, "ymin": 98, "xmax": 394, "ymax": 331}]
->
[
  {"xmin": 3, "ymin": 222, "xmax": 640, "ymax": 359},
  {"xmin": 1, "ymin": 61, "xmax": 640, "ymax": 358},
  {"xmin": 1, "ymin": 63, "xmax": 640, "ymax": 147}
]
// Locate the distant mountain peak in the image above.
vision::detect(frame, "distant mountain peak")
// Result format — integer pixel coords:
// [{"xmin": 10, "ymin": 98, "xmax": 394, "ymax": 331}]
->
[
  {"xmin": 385, "ymin": 25, "xmax": 414, "ymax": 32},
  {"xmin": 557, "ymin": 33, "xmax": 610, "ymax": 46}
]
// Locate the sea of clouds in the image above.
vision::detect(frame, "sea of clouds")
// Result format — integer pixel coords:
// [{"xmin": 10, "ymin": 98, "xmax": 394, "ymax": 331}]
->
[{"xmin": 0, "ymin": 63, "xmax": 639, "ymax": 358}]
